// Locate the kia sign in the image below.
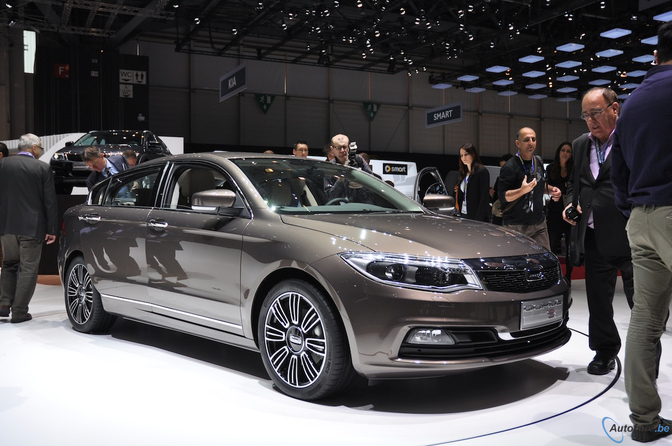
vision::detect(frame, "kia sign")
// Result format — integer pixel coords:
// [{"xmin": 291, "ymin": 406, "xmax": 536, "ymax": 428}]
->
[
  {"xmin": 425, "ymin": 102, "xmax": 462, "ymax": 128},
  {"xmin": 220, "ymin": 65, "xmax": 247, "ymax": 102}
]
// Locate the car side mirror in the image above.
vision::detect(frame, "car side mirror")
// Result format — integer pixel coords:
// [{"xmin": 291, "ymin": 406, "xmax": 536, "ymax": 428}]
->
[
  {"xmin": 191, "ymin": 189, "xmax": 240, "ymax": 215},
  {"xmin": 423, "ymin": 193, "xmax": 455, "ymax": 215},
  {"xmin": 65, "ymin": 141, "xmax": 74, "ymax": 147}
]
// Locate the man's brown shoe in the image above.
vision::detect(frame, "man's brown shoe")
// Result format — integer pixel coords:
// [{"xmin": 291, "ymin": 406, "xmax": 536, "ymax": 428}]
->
[
  {"xmin": 0, "ymin": 305, "xmax": 9, "ymax": 317},
  {"xmin": 10, "ymin": 313, "xmax": 32, "ymax": 323}
]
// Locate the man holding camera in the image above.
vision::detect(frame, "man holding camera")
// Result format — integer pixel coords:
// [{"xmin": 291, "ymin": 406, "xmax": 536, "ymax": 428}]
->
[
  {"xmin": 563, "ymin": 87, "xmax": 634, "ymax": 376},
  {"xmin": 497, "ymin": 127, "xmax": 561, "ymax": 250},
  {"xmin": 329, "ymin": 133, "xmax": 373, "ymax": 174},
  {"xmin": 324, "ymin": 134, "xmax": 374, "ymax": 203}
]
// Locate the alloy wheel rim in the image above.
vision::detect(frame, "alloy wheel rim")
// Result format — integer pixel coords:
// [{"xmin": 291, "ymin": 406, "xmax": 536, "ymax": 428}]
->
[
  {"xmin": 66, "ymin": 264, "xmax": 94, "ymax": 325},
  {"xmin": 264, "ymin": 291, "xmax": 327, "ymax": 389}
]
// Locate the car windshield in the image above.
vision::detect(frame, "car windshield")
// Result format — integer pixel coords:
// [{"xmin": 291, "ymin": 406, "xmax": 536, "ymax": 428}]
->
[
  {"xmin": 232, "ymin": 157, "xmax": 425, "ymax": 214},
  {"xmin": 74, "ymin": 131, "xmax": 143, "ymax": 146}
]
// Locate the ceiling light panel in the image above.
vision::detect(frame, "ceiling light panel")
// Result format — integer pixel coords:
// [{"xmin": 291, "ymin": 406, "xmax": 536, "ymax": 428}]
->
[
  {"xmin": 626, "ymin": 70, "xmax": 647, "ymax": 77},
  {"xmin": 557, "ymin": 87, "xmax": 577, "ymax": 93},
  {"xmin": 493, "ymin": 79, "xmax": 514, "ymax": 86},
  {"xmin": 519, "ymin": 55, "xmax": 544, "ymax": 63},
  {"xmin": 432, "ymin": 83, "xmax": 452, "ymax": 89},
  {"xmin": 557, "ymin": 75, "xmax": 579, "ymax": 82},
  {"xmin": 486, "ymin": 65, "xmax": 509, "ymax": 73},
  {"xmin": 557, "ymin": 43, "xmax": 585, "ymax": 52},
  {"xmin": 557, "ymin": 60, "xmax": 582, "ymax": 68},
  {"xmin": 633, "ymin": 54, "xmax": 655, "ymax": 63},
  {"xmin": 465, "ymin": 87, "xmax": 486, "ymax": 93},
  {"xmin": 592, "ymin": 65, "xmax": 617, "ymax": 73},
  {"xmin": 523, "ymin": 70, "xmax": 544, "ymax": 78},
  {"xmin": 642, "ymin": 36, "xmax": 658, "ymax": 45},
  {"xmin": 596, "ymin": 49, "xmax": 624, "ymax": 58},
  {"xmin": 653, "ymin": 11, "xmax": 672, "ymax": 22},
  {"xmin": 600, "ymin": 28, "xmax": 631, "ymax": 39},
  {"xmin": 526, "ymin": 83, "xmax": 546, "ymax": 90},
  {"xmin": 589, "ymin": 79, "xmax": 611, "ymax": 86},
  {"xmin": 457, "ymin": 75, "xmax": 479, "ymax": 82},
  {"xmin": 528, "ymin": 94, "xmax": 548, "ymax": 100}
]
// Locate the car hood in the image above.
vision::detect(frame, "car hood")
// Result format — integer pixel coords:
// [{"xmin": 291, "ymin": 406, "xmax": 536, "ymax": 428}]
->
[
  {"xmin": 280, "ymin": 213, "xmax": 547, "ymax": 259},
  {"xmin": 56, "ymin": 144, "xmax": 133, "ymax": 154}
]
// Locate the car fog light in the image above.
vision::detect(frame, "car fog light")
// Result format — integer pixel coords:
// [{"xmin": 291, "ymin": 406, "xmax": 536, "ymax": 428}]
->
[{"xmin": 406, "ymin": 328, "xmax": 455, "ymax": 345}]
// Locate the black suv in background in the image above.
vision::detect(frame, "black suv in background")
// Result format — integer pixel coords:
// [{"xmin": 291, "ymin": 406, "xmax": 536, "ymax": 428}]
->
[{"xmin": 50, "ymin": 130, "xmax": 171, "ymax": 194}]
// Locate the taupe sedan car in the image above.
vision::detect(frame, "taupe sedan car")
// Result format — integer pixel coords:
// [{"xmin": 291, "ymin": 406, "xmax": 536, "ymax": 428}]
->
[{"xmin": 58, "ymin": 152, "xmax": 571, "ymax": 400}]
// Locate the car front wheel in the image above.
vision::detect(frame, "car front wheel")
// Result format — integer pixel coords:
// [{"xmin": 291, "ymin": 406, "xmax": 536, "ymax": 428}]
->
[
  {"xmin": 65, "ymin": 256, "xmax": 116, "ymax": 333},
  {"xmin": 258, "ymin": 279, "xmax": 355, "ymax": 400}
]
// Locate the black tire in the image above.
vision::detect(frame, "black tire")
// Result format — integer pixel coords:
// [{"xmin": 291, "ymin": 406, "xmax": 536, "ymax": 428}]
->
[
  {"xmin": 258, "ymin": 279, "xmax": 356, "ymax": 400},
  {"xmin": 64, "ymin": 256, "xmax": 116, "ymax": 333}
]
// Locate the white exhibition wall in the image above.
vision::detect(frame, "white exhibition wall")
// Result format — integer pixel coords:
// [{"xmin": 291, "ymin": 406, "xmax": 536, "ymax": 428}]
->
[{"xmin": 123, "ymin": 40, "xmax": 587, "ymax": 160}]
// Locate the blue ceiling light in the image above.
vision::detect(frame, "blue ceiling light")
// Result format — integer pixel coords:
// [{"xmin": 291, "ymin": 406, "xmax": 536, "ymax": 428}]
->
[
  {"xmin": 457, "ymin": 75, "xmax": 479, "ymax": 82},
  {"xmin": 633, "ymin": 54, "xmax": 655, "ymax": 63},
  {"xmin": 589, "ymin": 79, "xmax": 611, "ymax": 86},
  {"xmin": 620, "ymin": 83, "xmax": 640, "ymax": 90},
  {"xmin": 557, "ymin": 75, "xmax": 579, "ymax": 82},
  {"xmin": 432, "ymin": 83, "xmax": 452, "ymax": 89},
  {"xmin": 493, "ymin": 79, "xmax": 514, "ymax": 86},
  {"xmin": 556, "ymin": 43, "xmax": 585, "ymax": 52},
  {"xmin": 592, "ymin": 65, "xmax": 617, "ymax": 73},
  {"xmin": 557, "ymin": 97, "xmax": 576, "ymax": 102},
  {"xmin": 653, "ymin": 10, "xmax": 672, "ymax": 22},
  {"xmin": 519, "ymin": 55, "xmax": 544, "ymax": 63},
  {"xmin": 526, "ymin": 83, "xmax": 546, "ymax": 90},
  {"xmin": 618, "ymin": 93, "xmax": 630, "ymax": 100},
  {"xmin": 626, "ymin": 70, "xmax": 647, "ymax": 77},
  {"xmin": 642, "ymin": 36, "xmax": 658, "ymax": 45},
  {"xmin": 523, "ymin": 70, "xmax": 544, "ymax": 78},
  {"xmin": 486, "ymin": 65, "xmax": 510, "ymax": 73},
  {"xmin": 528, "ymin": 94, "xmax": 548, "ymax": 99},
  {"xmin": 498, "ymin": 91, "xmax": 517, "ymax": 96},
  {"xmin": 465, "ymin": 87, "xmax": 486, "ymax": 93},
  {"xmin": 557, "ymin": 60, "xmax": 581, "ymax": 68},
  {"xmin": 557, "ymin": 87, "xmax": 578, "ymax": 93},
  {"xmin": 596, "ymin": 49, "xmax": 624, "ymax": 58},
  {"xmin": 600, "ymin": 28, "xmax": 632, "ymax": 39}
]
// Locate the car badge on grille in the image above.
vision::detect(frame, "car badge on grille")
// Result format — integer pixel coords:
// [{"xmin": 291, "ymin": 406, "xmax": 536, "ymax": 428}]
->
[{"xmin": 525, "ymin": 268, "xmax": 545, "ymax": 281}]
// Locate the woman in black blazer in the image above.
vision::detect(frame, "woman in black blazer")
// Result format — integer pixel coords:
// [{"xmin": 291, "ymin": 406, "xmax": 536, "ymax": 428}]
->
[{"xmin": 456, "ymin": 143, "xmax": 491, "ymax": 222}]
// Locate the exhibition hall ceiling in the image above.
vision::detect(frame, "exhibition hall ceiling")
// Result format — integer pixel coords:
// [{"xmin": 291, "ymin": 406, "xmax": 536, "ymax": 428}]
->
[{"xmin": 2, "ymin": 0, "xmax": 672, "ymax": 99}]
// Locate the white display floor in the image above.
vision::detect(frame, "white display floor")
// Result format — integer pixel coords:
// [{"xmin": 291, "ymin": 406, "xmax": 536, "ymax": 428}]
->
[{"xmin": 1, "ymin": 276, "xmax": 669, "ymax": 445}]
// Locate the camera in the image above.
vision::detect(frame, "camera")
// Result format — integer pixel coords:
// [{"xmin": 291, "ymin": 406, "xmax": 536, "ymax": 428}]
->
[
  {"xmin": 565, "ymin": 205, "xmax": 581, "ymax": 222},
  {"xmin": 348, "ymin": 141, "xmax": 358, "ymax": 164}
]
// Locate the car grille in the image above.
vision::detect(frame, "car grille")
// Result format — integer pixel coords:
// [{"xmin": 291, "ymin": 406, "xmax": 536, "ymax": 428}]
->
[
  {"xmin": 398, "ymin": 322, "xmax": 570, "ymax": 360},
  {"xmin": 478, "ymin": 267, "xmax": 560, "ymax": 292},
  {"xmin": 465, "ymin": 252, "xmax": 561, "ymax": 293},
  {"xmin": 66, "ymin": 153, "xmax": 83, "ymax": 162}
]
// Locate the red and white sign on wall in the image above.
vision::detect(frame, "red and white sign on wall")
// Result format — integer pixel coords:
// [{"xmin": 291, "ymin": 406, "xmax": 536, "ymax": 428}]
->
[{"xmin": 54, "ymin": 63, "xmax": 70, "ymax": 79}]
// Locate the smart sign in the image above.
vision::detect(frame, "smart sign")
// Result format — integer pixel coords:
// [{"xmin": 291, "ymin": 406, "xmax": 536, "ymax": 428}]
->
[{"xmin": 425, "ymin": 102, "xmax": 463, "ymax": 128}]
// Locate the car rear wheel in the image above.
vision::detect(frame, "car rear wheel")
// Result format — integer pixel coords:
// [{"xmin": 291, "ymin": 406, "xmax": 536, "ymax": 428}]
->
[
  {"xmin": 65, "ymin": 256, "xmax": 116, "ymax": 333},
  {"xmin": 258, "ymin": 279, "xmax": 356, "ymax": 400}
]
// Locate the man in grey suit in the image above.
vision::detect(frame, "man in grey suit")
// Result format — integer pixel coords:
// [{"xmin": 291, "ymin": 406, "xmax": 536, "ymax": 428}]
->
[{"xmin": 0, "ymin": 133, "xmax": 58, "ymax": 323}]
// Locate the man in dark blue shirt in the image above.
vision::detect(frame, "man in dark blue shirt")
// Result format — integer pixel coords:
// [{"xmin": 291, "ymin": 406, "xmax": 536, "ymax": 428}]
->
[{"xmin": 611, "ymin": 20, "xmax": 672, "ymax": 443}]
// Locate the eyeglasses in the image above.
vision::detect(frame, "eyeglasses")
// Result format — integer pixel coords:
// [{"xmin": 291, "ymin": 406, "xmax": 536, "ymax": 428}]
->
[
  {"xmin": 580, "ymin": 102, "xmax": 614, "ymax": 121},
  {"xmin": 35, "ymin": 145, "xmax": 43, "ymax": 151}
]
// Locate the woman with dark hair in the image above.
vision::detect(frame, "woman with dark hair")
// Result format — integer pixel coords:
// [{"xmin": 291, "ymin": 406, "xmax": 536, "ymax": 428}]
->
[
  {"xmin": 546, "ymin": 141, "xmax": 574, "ymax": 282},
  {"xmin": 456, "ymin": 143, "xmax": 491, "ymax": 222}
]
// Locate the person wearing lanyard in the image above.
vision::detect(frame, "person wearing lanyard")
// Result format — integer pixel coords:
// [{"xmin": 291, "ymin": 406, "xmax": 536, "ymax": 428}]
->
[
  {"xmin": 564, "ymin": 87, "xmax": 635, "ymax": 376},
  {"xmin": 0, "ymin": 133, "xmax": 58, "ymax": 323},
  {"xmin": 497, "ymin": 127, "xmax": 561, "ymax": 249}
]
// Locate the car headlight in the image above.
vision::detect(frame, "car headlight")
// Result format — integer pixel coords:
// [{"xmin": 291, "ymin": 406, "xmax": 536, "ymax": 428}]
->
[
  {"xmin": 339, "ymin": 252, "xmax": 483, "ymax": 292},
  {"xmin": 52, "ymin": 153, "xmax": 66, "ymax": 161}
]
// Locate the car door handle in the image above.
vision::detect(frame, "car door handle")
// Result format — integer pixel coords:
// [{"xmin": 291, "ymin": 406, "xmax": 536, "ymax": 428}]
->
[
  {"xmin": 78, "ymin": 214, "xmax": 101, "ymax": 224},
  {"xmin": 148, "ymin": 219, "xmax": 168, "ymax": 230}
]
